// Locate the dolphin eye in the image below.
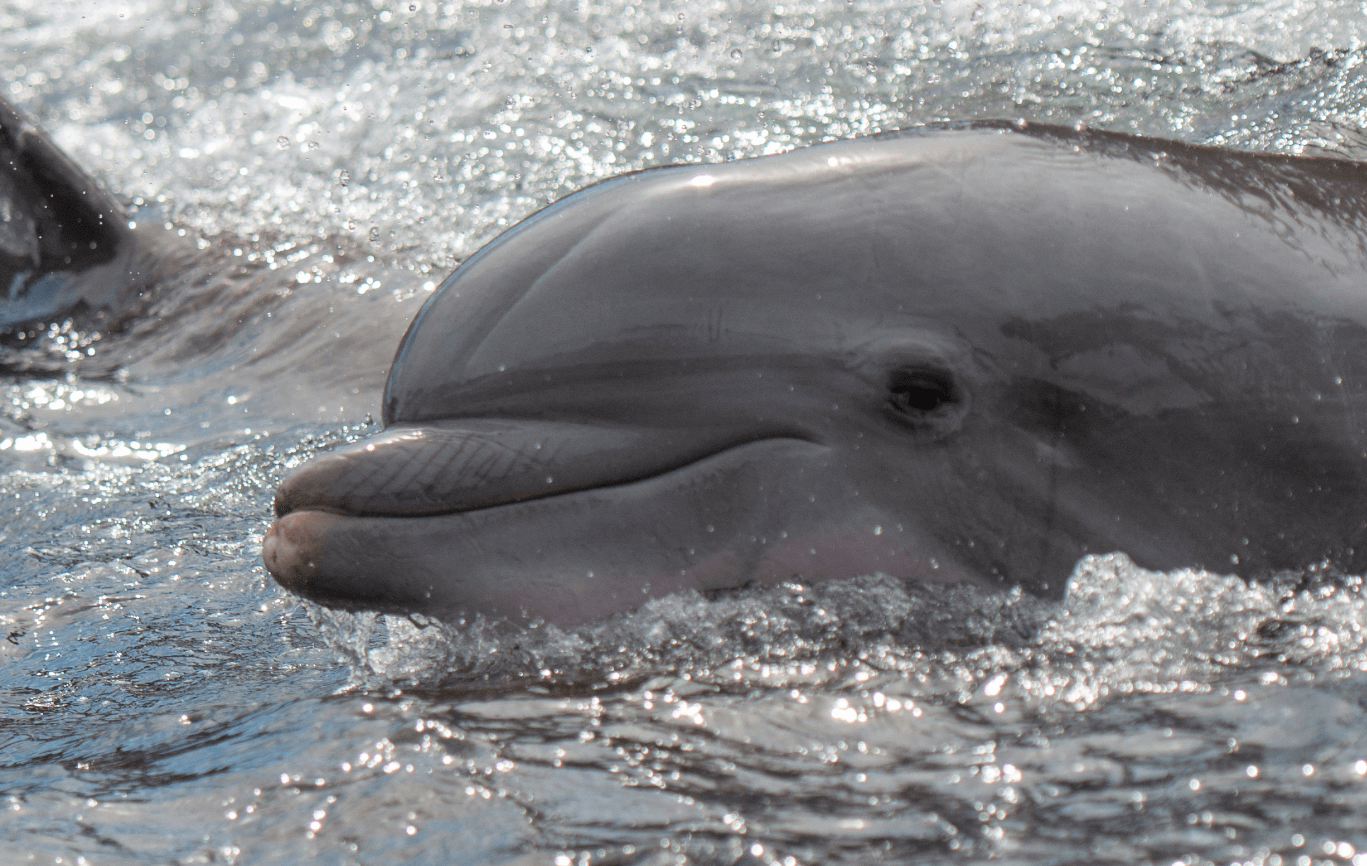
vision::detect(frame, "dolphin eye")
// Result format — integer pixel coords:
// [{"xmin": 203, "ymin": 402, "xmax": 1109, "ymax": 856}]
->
[
  {"xmin": 883, "ymin": 367, "xmax": 967, "ymax": 439},
  {"xmin": 887, "ymin": 368, "xmax": 958, "ymax": 415}
]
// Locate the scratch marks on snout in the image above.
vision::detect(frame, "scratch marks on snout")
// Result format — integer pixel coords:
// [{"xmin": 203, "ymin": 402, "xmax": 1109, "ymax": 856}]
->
[
  {"xmin": 696, "ymin": 304, "xmax": 726, "ymax": 343},
  {"xmin": 324, "ymin": 428, "xmax": 543, "ymax": 509}
]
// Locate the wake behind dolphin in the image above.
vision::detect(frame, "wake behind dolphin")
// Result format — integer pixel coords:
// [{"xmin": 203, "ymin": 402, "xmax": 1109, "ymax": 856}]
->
[{"xmin": 259, "ymin": 120, "xmax": 1367, "ymax": 626}]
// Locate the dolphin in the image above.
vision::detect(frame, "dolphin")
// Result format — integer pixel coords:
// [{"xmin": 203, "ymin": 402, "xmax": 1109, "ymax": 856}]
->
[
  {"xmin": 264, "ymin": 120, "xmax": 1367, "ymax": 626},
  {"xmin": 0, "ymin": 95, "xmax": 164, "ymax": 337}
]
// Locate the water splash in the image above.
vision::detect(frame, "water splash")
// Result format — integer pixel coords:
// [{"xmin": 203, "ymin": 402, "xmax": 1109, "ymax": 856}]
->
[{"xmin": 313, "ymin": 553, "xmax": 1367, "ymax": 720}]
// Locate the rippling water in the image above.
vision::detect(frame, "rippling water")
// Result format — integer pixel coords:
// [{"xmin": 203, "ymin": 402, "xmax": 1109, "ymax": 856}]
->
[{"xmin": 5, "ymin": 1, "xmax": 1367, "ymax": 863}]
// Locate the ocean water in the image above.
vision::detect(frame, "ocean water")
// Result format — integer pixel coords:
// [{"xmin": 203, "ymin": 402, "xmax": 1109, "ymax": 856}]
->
[{"xmin": 4, "ymin": 1, "xmax": 1367, "ymax": 863}]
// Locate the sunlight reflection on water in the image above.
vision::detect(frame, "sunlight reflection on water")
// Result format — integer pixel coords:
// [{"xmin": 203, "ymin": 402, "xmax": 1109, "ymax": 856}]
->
[{"xmin": 5, "ymin": 0, "xmax": 1367, "ymax": 864}]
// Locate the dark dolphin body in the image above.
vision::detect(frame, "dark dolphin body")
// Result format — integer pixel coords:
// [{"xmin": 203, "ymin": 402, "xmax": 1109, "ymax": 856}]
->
[
  {"xmin": 265, "ymin": 121, "xmax": 1367, "ymax": 626},
  {"xmin": 0, "ymin": 96, "xmax": 164, "ymax": 346}
]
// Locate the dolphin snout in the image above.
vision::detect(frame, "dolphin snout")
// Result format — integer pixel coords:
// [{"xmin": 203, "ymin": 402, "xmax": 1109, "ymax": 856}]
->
[
  {"xmin": 262, "ymin": 511, "xmax": 325, "ymax": 592},
  {"xmin": 263, "ymin": 509, "xmax": 420, "ymax": 610},
  {"xmin": 261, "ymin": 437, "xmax": 848, "ymax": 624},
  {"xmin": 271, "ymin": 420, "xmax": 794, "ymax": 520}
]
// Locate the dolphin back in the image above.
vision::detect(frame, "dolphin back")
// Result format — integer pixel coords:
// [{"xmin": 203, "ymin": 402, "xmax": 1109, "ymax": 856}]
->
[{"xmin": 0, "ymin": 95, "xmax": 143, "ymax": 329}]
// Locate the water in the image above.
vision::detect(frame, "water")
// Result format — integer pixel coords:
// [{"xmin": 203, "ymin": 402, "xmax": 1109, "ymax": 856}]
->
[{"xmin": 4, "ymin": 0, "xmax": 1367, "ymax": 863}]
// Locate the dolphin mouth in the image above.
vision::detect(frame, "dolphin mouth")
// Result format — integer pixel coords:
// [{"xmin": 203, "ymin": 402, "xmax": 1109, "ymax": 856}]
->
[
  {"xmin": 263, "ymin": 430, "xmax": 834, "ymax": 620},
  {"xmin": 271, "ymin": 420, "xmax": 813, "ymax": 520}
]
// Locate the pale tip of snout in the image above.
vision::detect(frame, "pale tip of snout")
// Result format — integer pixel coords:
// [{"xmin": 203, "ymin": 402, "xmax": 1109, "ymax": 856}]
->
[{"xmin": 263, "ymin": 512, "xmax": 322, "ymax": 592}]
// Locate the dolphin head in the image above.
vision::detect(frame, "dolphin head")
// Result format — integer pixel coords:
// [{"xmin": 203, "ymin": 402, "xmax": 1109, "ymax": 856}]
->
[{"xmin": 265, "ymin": 122, "xmax": 1367, "ymax": 625}]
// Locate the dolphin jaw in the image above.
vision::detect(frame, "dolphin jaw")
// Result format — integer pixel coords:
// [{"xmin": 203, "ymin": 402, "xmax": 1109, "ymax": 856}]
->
[{"xmin": 262, "ymin": 436, "xmax": 879, "ymax": 622}]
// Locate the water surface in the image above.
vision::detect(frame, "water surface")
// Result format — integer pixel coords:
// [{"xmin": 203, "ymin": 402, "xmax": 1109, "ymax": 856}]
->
[{"xmin": 4, "ymin": 1, "xmax": 1367, "ymax": 863}]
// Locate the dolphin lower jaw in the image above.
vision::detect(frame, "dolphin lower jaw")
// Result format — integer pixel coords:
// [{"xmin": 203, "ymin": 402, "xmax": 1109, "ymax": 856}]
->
[
  {"xmin": 263, "ymin": 438, "xmax": 958, "ymax": 625},
  {"xmin": 263, "ymin": 508, "xmax": 728, "ymax": 622}
]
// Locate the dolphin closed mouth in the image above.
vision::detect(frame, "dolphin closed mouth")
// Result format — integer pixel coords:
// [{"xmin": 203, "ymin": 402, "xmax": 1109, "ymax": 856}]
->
[{"xmin": 264, "ymin": 429, "xmax": 860, "ymax": 625}]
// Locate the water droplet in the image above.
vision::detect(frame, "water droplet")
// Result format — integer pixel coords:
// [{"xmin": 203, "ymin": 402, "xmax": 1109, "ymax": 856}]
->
[{"xmin": 730, "ymin": 48, "xmax": 743, "ymax": 60}]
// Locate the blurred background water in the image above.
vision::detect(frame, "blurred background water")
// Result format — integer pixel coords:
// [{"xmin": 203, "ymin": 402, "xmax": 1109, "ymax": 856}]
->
[{"xmin": 4, "ymin": 1, "xmax": 1367, "ymax": 863}]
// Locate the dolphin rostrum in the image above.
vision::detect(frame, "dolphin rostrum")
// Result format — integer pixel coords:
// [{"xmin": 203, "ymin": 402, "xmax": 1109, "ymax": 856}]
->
[{"xmin": 265, "ymin": 121, "xmax": 1367, "ymax": 626}]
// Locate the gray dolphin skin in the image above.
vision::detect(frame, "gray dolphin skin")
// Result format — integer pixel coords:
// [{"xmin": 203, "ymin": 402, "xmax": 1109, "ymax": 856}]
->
[
  {"xmin": 264, "ymin": 120, "xmax": 1367, "ymax": 626},
  {"xmin": 0, "ymin": 95, "xmax": 159, "ymax": 337}
]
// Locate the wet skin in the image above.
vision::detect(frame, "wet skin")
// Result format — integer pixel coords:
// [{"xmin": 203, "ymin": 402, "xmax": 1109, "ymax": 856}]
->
[{"xmin": 265, "ymin": 120, "xmax": 1367, "ymax": 626}]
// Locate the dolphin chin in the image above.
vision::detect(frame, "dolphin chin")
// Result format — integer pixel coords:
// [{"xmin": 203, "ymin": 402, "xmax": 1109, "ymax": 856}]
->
[{"xmin": 268, "ymin": 119, "xmax": 1367, "ymax": 625}]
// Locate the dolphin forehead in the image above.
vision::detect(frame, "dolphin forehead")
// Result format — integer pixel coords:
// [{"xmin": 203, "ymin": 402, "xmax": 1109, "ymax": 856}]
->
[{"xmin": 382, "ymin": 130, "xmax": 982, "ymax": 423}]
